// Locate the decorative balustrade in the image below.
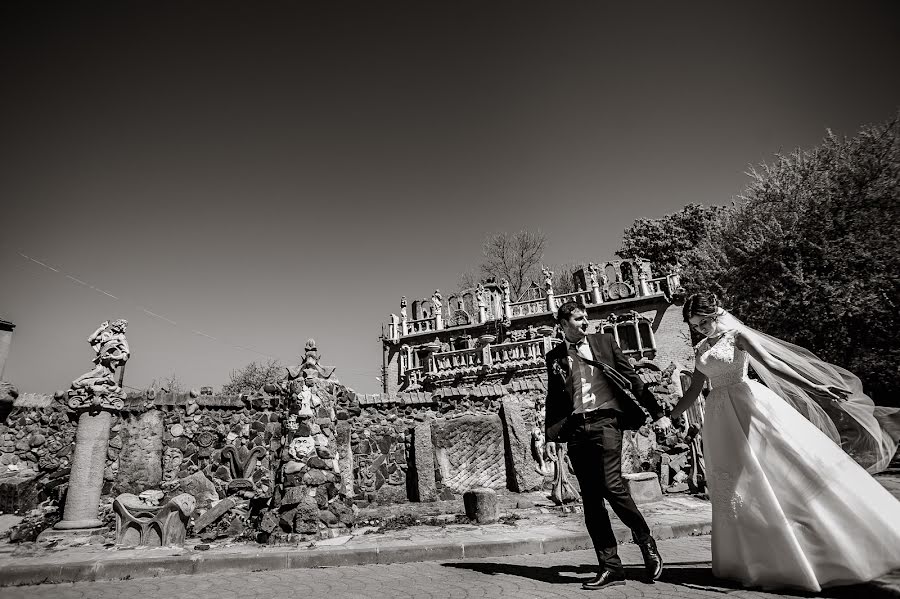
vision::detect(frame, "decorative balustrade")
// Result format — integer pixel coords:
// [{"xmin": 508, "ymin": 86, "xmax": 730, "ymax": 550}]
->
[
  {"xmin": 488, "ymin": 339, "xmax": 545, "ymax": 365},
  {"xmin": 552, "ymin": 291, "xmax": 593, "ymax": 309},
  {"xmin": 403, "ymin": 366, "xmax": 425, "ymax": 387},
  {"xmin": 430, "ymin": 347, "xmax": 484, "ymax": 373},
  {"xmin": 509, "ymin": 298, "xmax": 546, "ymax": 318},
  {"xmin": 405, "ymin": 317, "xmax": 437, "ymax": 335},
  {"xmin": 644, "ymin": 275, "xmax": 680, "ymax": 297},
  {"xmin": 424, "ymin": 337, "xmax": 557, "ymax": 383},
  {"xmin": 387, "ymin": 259, "xmax": 681, "ymax": 341}
]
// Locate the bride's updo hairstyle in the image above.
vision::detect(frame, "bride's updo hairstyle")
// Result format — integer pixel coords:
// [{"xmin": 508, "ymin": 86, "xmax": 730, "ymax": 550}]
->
[{"xmin": 682, "ymin": 292, "xmax": 721, "ymax": 322}]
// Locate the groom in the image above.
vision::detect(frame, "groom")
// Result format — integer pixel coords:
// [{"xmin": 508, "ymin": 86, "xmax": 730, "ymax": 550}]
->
[{"xmin": 545, "ymin": 301, "xmax": 670, "ymax": 590}]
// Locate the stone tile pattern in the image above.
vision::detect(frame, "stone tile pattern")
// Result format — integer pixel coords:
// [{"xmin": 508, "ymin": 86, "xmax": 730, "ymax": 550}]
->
[{"xmin": 431, "ymin": 415, "xmax": 506, "ymax": 492}]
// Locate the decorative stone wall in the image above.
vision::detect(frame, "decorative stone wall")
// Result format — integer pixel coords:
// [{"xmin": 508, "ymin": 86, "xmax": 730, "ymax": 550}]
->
[
  {"xmin": 259, "ymin": 376, "xmax": 356, "ymax": 542},
  {"xmin": 116, "ymin": 410, "xmax": 163, "ymax": 494},
  {"xmin": 0, "ymin": 394, "xmax": 75, "ymax": 513},
  {"xmin": 351, "ymin": 377, "xmax": 548, "ymax": 502},
  {"xmin": 432, "ymin": 414, "xmax": 506, "ymax": 492}
]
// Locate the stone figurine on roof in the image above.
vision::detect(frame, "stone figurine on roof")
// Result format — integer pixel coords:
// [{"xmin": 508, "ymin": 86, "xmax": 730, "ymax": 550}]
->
[
  {"xmin": 67, "ymin": 319, "xmax": 130, "ymax": 411},
  {"xmin": 285, "ymin": 338, "xmax": 336, "ymax": 382}
]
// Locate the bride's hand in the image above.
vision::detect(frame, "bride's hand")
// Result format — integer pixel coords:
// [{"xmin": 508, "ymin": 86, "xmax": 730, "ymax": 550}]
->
[{"xmin": 812, "ymin": 384, "xmax": 851, "ymax": 402}]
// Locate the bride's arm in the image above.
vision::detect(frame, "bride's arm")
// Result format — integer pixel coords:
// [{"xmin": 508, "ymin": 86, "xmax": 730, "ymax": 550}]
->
[
  {"xmin": 670, "ymin": 369, "xmax": 708, "ymax": 420},
  {"xmin": 734, "ymin": 331, "xmax": 848, "ymax": 400}
]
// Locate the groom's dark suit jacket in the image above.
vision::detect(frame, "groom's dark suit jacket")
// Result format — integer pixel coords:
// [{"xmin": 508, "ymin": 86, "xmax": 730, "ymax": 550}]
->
[{"xmin": 544, "ymin": 333, "xmax": 664, "ymax": 442}]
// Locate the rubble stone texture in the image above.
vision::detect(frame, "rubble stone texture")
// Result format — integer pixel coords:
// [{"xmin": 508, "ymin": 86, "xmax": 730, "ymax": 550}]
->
[
  {"xmin": 412, "ymin": 422, "xmax": 436, "ymax": 501},
  {"xmin": 116, "ymin": 410, "xmax": 163, "ymax": 494}
]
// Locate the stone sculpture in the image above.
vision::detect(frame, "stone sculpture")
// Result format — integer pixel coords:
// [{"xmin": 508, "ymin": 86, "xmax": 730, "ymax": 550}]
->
[
  {"xmin": 431, "ymin": 289, "xmax": 443, "ymax": 317},
  {"xmin": 542, "ymin": 267, "xmax": 553, "ymax": 292},
  {"xmin": 113, "ymin": 492, "xmax": 195, "ymax": 547},
  {"xmin": 548, "ymin": 443, "xmax": 580, "ymax": 505},
  {"xmin": 68, "ymin": 319, "xmax": 130, "ymax": 411},
  {"xmin": 51, "ymin": 320, "xmax": 131, "ymax": 534}
]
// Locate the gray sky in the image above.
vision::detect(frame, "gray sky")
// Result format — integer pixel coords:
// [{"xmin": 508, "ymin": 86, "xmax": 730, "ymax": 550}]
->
[{"xmin": 2, "ymin": 1, "xmax": 898, "ymax": 395}]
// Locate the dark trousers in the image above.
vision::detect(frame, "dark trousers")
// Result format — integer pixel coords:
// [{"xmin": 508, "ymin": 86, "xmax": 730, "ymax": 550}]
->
[{"xmin": 567, "ymin": 410, "xmax": 652, "ymax": 573}]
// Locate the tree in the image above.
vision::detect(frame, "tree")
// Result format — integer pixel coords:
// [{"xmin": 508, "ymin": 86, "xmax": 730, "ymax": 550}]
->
[
  {"xmin": 682, "ymin": 114, "xmax": 900, "ymax": 405},
  {"xmin": 545, "ymin": 262, "xmax": 584, "ymax": 295},
  {"xmin": 476, "ymin": 229, "xmax": 547, "ymax": 299},
  {"xmin": 617, "ymin": 203, "xmax": 727, "ymax": 274},
  {"xmin": 221, "ymin": 359, "xmax": 284, "ymax": 395},
  {"xmin": 149, "ymin": 372, "xmax": 185, "ymax": 394}
]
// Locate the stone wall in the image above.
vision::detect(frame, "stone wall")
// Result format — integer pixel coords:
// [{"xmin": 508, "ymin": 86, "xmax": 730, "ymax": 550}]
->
[
  {"xmin": 0, "ymin": 339, "xmax": 689, "ymax": 532},
  {"xmin": 0, "ymin": 393, "xmax": 75, "ymax": 513},
  {"xmin": 352, "ymin": 377, "xmax": 548, "ymax": 502}
]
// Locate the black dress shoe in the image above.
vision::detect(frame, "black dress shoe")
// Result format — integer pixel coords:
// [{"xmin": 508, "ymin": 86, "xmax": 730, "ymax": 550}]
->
[
  {"xmin": 638, "ymin": 538, "xmax": 664, "ymax": 581},
  {"xmin": 582, "ymin": 570, "xmax": 626, "ymax": 590}
]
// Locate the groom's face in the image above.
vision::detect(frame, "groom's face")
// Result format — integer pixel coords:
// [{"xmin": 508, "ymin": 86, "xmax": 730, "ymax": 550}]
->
[{"xmin": 560, "ymin": 309, "xmax": 589, "ymax": 342}]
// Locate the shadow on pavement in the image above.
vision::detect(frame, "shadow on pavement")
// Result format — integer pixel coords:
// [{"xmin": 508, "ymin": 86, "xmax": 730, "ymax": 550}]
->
[
  {"xmin": 661, "ymin": 566, "xmax": 900, "ymax": 599},
  {"xmin": 442, "ymin": 561, "xmax": 597, "ymax": 585},
  {"xmin": 444, "ymin": 562, "xmax": 900, "ymax": 598},
  {"xmin": 443, "ymin": 561, "xmax": 711, "ymax": 587}
]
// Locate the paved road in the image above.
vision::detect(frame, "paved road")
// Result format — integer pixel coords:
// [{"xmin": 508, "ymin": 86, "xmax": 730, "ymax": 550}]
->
[{"xmin": 3, "ymin": 536, "xmax": 898, "ymax": 599}]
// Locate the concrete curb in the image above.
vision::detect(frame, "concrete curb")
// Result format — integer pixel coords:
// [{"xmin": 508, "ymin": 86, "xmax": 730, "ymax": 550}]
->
[{"xmin": 0, "ymin": 520, "xmax": 712, "ymax": 587}]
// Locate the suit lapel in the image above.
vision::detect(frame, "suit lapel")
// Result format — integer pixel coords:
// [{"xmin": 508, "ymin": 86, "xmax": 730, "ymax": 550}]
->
[{"xmin": 586, "ymin": 334, "xmax": 612, "ymax": 367}]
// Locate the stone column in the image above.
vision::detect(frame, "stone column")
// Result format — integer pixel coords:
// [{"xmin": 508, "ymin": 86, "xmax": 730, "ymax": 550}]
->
[
  {"xmin": 501, "ymin": 280, "xmax": 512, "ymax": 321},
  {"xmin": 413, "ymin": 422, "xmax": 436, "ymax": 501},
  {"xmin": 49, "ymin": 318, "xmax": 130, "ymax": 535},
  {"xmin": 588, "ymin": 263, "xmax": 603, "ymax": 305},
  {"xmin": 0, "ymin": 319, "xmax": 14, "ymax": 380},
  {"xmin": 638, "ymin": 269, "xmax": 650, "ymax": 296},
  {"xmin": 56, "ymin": 409, "xmax": 112, "ymax": 529},
  {"xmin": 400, "ymin": 297, "xmax": 408, "ymax": 336},
  {"xmin": 477, "ymin": 286, "xmax": 487, "ymax": 324}
]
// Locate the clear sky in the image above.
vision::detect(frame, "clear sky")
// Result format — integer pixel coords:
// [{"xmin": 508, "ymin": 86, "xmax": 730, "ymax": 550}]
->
[{"xmin": 2, "ymin": 1, "xmax": 898, "ymax": 395}]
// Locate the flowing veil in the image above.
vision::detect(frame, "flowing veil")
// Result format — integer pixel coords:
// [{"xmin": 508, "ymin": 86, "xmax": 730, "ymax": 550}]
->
[{"xmin": 717, "ymin": 311, "xmax": 900, "ymax": 473}]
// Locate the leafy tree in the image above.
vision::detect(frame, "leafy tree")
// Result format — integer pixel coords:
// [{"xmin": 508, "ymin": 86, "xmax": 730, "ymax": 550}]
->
[
  {"xmin": 683, "ymin": 114, "xmax": 900, "ymax": 405},
  {"xmin": 221, "ymin": 359, "xmax": 284, "ymax": 395},
  {"xmin": 617, "ymin": 203, "xmax": 727, "ymax": 274}
]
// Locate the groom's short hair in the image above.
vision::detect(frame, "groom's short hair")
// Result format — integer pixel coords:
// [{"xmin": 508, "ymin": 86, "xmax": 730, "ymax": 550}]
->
[{"xmin": 557, "ymin": 300, "xmax": 587, "ymax": 323}]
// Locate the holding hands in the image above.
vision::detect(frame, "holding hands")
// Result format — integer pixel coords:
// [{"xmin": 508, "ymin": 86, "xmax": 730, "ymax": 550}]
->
[{"xmin": 652, "ymin": 416, "xmax": 673, "ymax": 433}]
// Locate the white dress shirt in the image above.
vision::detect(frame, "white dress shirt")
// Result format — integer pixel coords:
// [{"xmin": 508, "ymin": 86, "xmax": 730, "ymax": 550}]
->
[{"xmin": 567, "ymin": 337, "xmax": 622, "ymax": 414}]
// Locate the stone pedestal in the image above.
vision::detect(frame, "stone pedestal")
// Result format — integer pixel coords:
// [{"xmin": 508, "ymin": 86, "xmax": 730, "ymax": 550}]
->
[
  {"xmin": 624, "ymin": 472, "xmax": 663, "ymax": 504},
  {"xmin": 55, "ymin": 410, "xmax": 112, "ymax": 530},
  {"xmin": 463, "ymin": 487, "xmax": 499, "ymax": 524}
]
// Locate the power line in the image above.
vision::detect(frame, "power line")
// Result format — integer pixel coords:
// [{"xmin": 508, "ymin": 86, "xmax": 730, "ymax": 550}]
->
[
  {"xmin": 18, "ymin": 251, "xmax": 385, "ymax": 380},
  {"xmin": 18, "ymin": 251, "xmax": 284, "ymax": 361}
]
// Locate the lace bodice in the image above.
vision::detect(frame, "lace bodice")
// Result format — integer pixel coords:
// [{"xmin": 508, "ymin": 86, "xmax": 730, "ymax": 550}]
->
[{"xmin": 696, "ymin": 332, "xmax": 749, "ymax": 389}]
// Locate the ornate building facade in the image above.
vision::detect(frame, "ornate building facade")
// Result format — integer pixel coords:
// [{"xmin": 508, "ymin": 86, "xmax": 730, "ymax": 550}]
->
[{"xmin": 380, "ymin": 259, "xmax": 691, "ymax": 398}]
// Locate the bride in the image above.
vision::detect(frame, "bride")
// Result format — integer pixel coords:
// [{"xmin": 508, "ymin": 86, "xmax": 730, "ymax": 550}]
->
[{"xmin": 668, "ymin": 293, "xmax": 900, "ymax": 591}]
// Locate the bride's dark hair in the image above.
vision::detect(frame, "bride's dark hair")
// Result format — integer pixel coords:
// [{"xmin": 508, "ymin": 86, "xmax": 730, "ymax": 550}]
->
[{"xmin": 682, "ymin": 293, "xmax": 721, "ymax": 322}]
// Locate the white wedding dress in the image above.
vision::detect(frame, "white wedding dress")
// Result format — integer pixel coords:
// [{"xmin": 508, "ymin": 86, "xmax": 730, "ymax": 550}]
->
[{"xmin": 698, "ymin": 331, "xmax": 900, "ymax": 591}]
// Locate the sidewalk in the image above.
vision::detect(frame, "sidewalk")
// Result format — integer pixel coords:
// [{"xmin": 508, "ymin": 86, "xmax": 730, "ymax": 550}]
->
[{"xmin": 0, "ymin": 494, "xmax": 711, "ymax": 587}]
